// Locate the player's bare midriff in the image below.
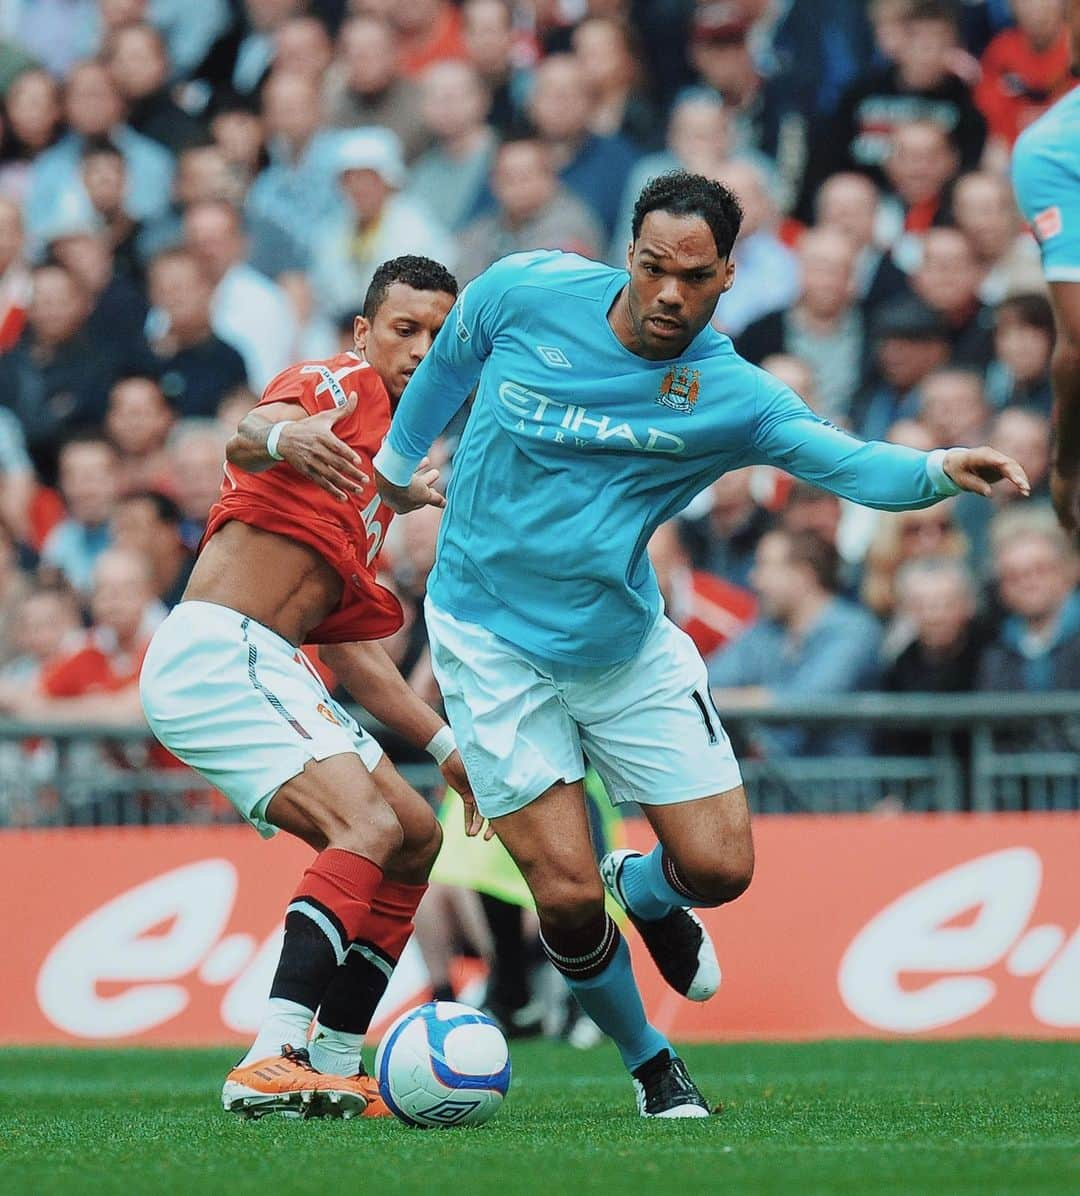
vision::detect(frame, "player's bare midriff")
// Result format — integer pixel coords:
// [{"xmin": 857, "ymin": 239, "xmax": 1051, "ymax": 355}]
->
[{"xmin": 181, "ymin": 520, "xmax": 344, "ymax": 647}]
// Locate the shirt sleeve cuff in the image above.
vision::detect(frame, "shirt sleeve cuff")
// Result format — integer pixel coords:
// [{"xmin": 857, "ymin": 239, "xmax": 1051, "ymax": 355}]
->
[
  {"xmin": 373, "ymin": 441, "xmax": 419, "ymax": 488},
  {"xmin": 925, "ymin": 448, "xmax": 963, "ymax": 496}
]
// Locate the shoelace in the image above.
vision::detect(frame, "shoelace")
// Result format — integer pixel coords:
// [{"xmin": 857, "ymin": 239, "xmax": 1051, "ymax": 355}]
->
[{"xmin": 280, "ymin": 1045, "xmax": 320, "ymax": 1074}]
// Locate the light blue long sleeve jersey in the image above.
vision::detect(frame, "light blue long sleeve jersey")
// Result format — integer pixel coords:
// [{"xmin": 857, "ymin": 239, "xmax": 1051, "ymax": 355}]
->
[{"xmin": 374, "ymin": 251, "xmax": 960, "ymax": 666}]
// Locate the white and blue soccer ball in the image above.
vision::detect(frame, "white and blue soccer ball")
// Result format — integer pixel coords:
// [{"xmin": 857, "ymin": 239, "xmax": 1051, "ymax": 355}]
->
[{"xmin": 375, "ymin": 1001, "xmax": 511, "ymax": 1128}]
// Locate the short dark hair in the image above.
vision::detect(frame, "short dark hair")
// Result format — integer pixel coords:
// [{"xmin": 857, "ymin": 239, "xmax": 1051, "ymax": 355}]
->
[
  {"xmin": 632, "ymin": 171, "xmax": 743, "ymax": 259},
  {"xmin": 779, "ymin": 529, "xmax": 840, "ymax": 594},
  {"xmin": 80, "ymin": 134, "xmax": 124, "ymax": 163},
  {"xmin": 362, "ymin": 255, "xmax": 459, "ymax": 319},
  {"xmin": 119, "ymin": 489, "xmax": 183, "ymax": 526},
  {"xmin": 995, "ymin": 291, "xmax": 1055, "ymax": 339},
  {"xmin": 906, "ymin": 0, "xmax": 959, "ymax": 29}
]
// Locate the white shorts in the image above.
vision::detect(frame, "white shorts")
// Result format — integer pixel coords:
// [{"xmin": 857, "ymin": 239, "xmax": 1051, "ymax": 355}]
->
[
  {"xmin": 425, "ymin": 599, "xmax": 742, "ymax": 819},
  {"xmin": 139, "ymin": 601, "xmax": 383, "ymax": 837}
]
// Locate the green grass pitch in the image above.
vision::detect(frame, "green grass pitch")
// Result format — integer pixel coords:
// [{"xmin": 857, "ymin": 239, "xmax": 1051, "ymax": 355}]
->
[{"xmin": 2, "ymin": 1040, "xmax": 1077, "ymax": 1195}]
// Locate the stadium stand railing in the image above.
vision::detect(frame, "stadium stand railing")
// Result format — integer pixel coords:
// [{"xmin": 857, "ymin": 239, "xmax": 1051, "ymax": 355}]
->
[{"xmin": 1, "ymin": 693, "xmax": 1077, "ymax": 827}]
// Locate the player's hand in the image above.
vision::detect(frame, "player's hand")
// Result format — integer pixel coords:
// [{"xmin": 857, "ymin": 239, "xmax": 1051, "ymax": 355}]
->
[
  {"xmin": 942, "ymin": 447, "xmax": 1031, "ymax": 498},
  {"xmin": 440, "ymin": 750, "xmax": 494, "ymax": 840},
  {"xmin": 1050, "ymin": 467, "xmax": 1080, "ymax": 539},
  {"xmin": 375, "ymin": 459, "xmax": 446, "ymax": 514},
  {"xmin": 276, "ymin": 391, "xmax": 369, "ymax": 502}
]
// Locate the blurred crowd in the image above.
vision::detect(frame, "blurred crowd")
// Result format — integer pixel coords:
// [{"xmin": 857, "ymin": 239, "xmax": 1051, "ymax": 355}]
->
[{"xmin": 0, "ymin": 0, "xmax": 1077, "ymax": 773}]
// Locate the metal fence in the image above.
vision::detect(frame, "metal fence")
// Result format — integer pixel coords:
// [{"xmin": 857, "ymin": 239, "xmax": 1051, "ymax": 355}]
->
[{"xmin": 0, "ymin": 693, "xmax": 1077, "ymax": 828}]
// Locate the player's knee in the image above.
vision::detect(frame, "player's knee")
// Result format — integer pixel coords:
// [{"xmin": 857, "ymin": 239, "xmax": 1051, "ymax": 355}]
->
[
  {"xmin": 677, "ymin": 843, "xmax": 755, "ymax": 905},
  {"xmin": 394, "ymin": 813, "xmax": 443, "ymax": 879},
  {"xmin": 324, "ymin": 797, "xmax": 404, "ymax": 862},
  {"xmin": 533, "ymin": 872, "xmax": 605, "ymax": 929}
]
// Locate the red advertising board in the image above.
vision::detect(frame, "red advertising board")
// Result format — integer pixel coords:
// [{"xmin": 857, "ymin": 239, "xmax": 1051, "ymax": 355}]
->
[{"xmin": 2, "ymin": 814, "xmax": 1077, "ymax": 1044}]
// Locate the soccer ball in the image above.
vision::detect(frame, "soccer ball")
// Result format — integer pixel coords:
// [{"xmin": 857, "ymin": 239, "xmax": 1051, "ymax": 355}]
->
[{"xmin": 375, "ymin": 1001, "xmax": 511, "ymax": 1128}]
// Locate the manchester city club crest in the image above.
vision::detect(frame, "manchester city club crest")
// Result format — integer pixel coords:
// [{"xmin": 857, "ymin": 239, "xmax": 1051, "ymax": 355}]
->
[{"xmin": 656, "ymin": 366, "xmax": 701, "ymax": 414}]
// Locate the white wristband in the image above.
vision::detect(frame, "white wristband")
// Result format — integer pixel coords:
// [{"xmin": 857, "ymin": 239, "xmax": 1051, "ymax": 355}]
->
[
  {"xmin": 266, "ymin": 421, "xmax": 289, "ymax": 461},
  {"xmin": 425, "ymin": 725, "xmax": 456, "ymax": 766},
  {"xmin": 925, "ymin": 447, "xmax": 963, "ymax": 496}
]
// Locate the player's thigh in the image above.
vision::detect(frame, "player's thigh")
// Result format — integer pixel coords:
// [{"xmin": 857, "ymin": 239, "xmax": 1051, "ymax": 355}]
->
[
  {"xmin": 489, "ymin": 779, "xmax": 605, "ymax": 926},
  {"xmin": 141, "ymin": 601, "xmax": 395, "ymax": 847},
  {"xmin": 572, "ymin": 616, "xmax": 743, "ymax": 811},
  {"xmin": 425, "ymin": 598, "xmax": 585, "ymax": 819},
  {"xmin": 641, "ymin": 783, "xmax": 754, "ymax": 901}
]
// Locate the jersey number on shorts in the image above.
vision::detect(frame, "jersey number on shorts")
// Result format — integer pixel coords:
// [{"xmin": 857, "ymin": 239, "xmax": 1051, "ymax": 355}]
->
[{"xmin": 360, "ymin": 494, "xmax": 387, "ymax": 565}]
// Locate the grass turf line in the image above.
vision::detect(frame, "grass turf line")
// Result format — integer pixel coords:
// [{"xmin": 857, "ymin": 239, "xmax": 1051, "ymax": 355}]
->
[{"xmin": 1, "ymin": 1040, "xmax": 1077, "ymax": 1196}]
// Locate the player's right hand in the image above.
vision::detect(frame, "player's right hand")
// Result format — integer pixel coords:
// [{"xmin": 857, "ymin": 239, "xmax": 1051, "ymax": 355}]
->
[
  {"xmin": 375, "ymin": 459, "xmax": 446, "ymax": 514},
  {"xmin": 276, "ymin": 391, "xmax": 370, "ymax": 502}
]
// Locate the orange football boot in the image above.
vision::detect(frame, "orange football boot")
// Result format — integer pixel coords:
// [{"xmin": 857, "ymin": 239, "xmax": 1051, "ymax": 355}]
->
[
  {"xmin": 353, "ymin": 1069, "xmax": 392, "ymax": 1118},
  {"xmin": 221, "ymin": 1044, "xmax": 370, "ymax": 1119}
]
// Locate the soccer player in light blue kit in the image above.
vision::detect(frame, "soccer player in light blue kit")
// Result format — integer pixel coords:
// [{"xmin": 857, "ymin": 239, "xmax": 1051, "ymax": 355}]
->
[
  {"xmin": 374, "ymin": 172, "xmax": 1029, "ymax": 1117},
  {"xmin": 1012, "ymin": 0, "xmax": 1080, "ymax": 536}
]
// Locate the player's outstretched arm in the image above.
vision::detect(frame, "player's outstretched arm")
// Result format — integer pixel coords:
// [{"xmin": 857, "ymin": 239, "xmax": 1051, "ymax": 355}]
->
[
  {"xmin": 320, "ymin": 641, "xmax": 491, "ymax": 839},
  {"xmin": 1048, "ymin": 280, "xmax": 1080, "ymax": 535},
  {"xmin": 227, "ymin": 394, "xmax": 369, "ymax": 502}
]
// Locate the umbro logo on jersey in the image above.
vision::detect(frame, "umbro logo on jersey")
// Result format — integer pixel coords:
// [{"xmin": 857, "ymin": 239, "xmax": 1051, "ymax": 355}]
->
[
  {"xmin": 656, "ymin": 366, "xmax": 701, "ymax": 414},
  {"xmin": 534, "ymin": 344, "xmax": 573, "ymax": 368}
]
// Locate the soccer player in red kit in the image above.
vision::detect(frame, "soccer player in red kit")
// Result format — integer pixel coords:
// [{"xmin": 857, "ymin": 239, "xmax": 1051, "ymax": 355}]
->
[{"xmin": 141, "ymin": 257, "xmax": 471, "ymax": 1118}]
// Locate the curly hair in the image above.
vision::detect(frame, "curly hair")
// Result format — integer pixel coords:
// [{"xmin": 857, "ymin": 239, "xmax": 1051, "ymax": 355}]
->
[
  {"xmin": 631, "ymin": 171, "xmax": 744, "ymax": 259},
  {"xmin": 362, "ymin": 255, "xmax": 459, "ymax": 319}
]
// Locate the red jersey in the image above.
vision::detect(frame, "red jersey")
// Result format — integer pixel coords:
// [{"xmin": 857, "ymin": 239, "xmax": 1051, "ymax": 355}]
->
[
  {"xmin": 976, "ymin": 29, "xmax": 1077, "ymax": 145},
  {"xmin": 202, "ymin": 352, "xmax": 403, "ymax": 644}
]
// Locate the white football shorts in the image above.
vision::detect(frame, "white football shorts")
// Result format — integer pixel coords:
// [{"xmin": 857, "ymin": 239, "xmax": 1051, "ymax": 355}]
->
[
  {"xmin": 140, "ymin": 600, "xmax": 383, "ymax": 837},
  {"xmin": 425, "ymin": 598, "xmax": 742, "ymax": 819}
]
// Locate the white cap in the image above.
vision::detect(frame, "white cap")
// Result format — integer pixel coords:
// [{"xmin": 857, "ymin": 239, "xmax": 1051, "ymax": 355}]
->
[{"xmin": 336, "ymin": 127, "xmax": 406, "ymax": 188}]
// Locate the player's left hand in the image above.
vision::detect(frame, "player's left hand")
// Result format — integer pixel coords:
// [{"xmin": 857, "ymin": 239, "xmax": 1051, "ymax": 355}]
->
[
  {"xmin": 942, "ymin": 447, "xmax": 1031, "ymax": 498},
  {"xmin": 440, "ymin": 750, "xmax": 494, "ymax": 840},
  {"xmin": 375, "ymin": 459, "xmax": 446, "ymax": 514}
]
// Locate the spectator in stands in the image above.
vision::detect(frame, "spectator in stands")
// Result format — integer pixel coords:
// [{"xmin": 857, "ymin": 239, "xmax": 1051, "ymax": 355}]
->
[
  {"xmin": 273, "ymin": 15, "xmax": 335, "ymax": 83},
  {"xmin": 880, "ymin": 120, "xmax": 959, "ymax": 252},
  {"xmin": 309, "ymin": 129, "xmax": 454, "ymax": 321},
  {"xmin": 918, "ymin": 368, "xmax": 990, "ymax": 447},
  {"xmin": 140, "ymin": 143, "xmax": 306, "ymax": 281},
  {"xmin": 462, "ymin": 0, "xmax": 531, "ymax": 135},
  {"xmin": 112, "ymin": 490, "xmax": 194, "ymax": 610},
  {"xmin": 40, "ymin": 434, "xmax": 119, "ymax": 593},
  {"xmin": 167, "ymin": 419, "xmax": 227, "ymax": 551},
  {"xmin": 0, "ymin": 548, "xmax": 159, "ymax": 725},
  {"xmin": 571, "ymin": 16, "xmax": 661, "ymax": 151},
  {"xmin": 682, "ymin": 467, "xmax": 774, "ymax": 590},
  {"xmin": 709, "ymin": 529, "xmax": 882, "ymax": 756},
  {"xmin": 975, "ymin": 0, "xmax": 1075, "ymax": 154},
  {"xmin": 79, "ymin": 139, "xmax": 145, "ymax": 283},
  {"xmin": 144, "ymin": 248, "xmax": 249, "ymax": 417},
  {"xmin": 688, "ymin": 4, "xmax": 812, "ymax": 213},
  {"xmin": 950, "ymin": 170, "xmax": 1043, "ymax": 304},
  {"xmin": 986, "ymin": 292, "xmax": 1055, "ymax": 414},
  {"xmin": 104, "ymin": 22, "xmax": 206, "ymax": 155},
  {"xmin": 979, "ymin": 507, "xmax": 1080, "ymax": 699},
  {"xmin": 407, "ymin": 61, "xmax": 497, "ymax": 233},
  {"xmin": 104, "ymin": 376, "xmax": 176, "ymax": 496},
  {"xmin": 814, "ymin": 172, "xmax": 909, "ymax": 319},
  {"xmin": 0, "ymin": 407, "xmax": 34, "ymax": 548},
  {"xmin": 527, "ymin": 53, "xmax": 639, "ymax": 240},
  {"xmin": 45, "ymin": 223, "xmax": 148, "ymax": 362},
  {"xmin": 815, "ymin": 0, "xmax": 986, "ymax": 190},
  {"xmin": 0, "ymin": 197, "xmax": 30, "ymax": 352},
  {"xmin": 0, "ymin": 69, "xmax": 62, "ymax": 205},
  {"xmin": 0, "ymin": 524, "xmax": 30, "ymax": 667},
  {"xmin": 205, "ymin": 89, "xmax": 267, "ymax": 194},
  {"xmin": 6, "ymin": 0, "xmax": 98, "ymax": 79},
  {"xmin": 25, "ymin": 60, "xmax": 174, "ymax": 248},
  {"xmin": 456, "ymin": 138, "xmax": 604, "ymax": 283},
  {"xmin": 393, "ymin": 0, "xmax": 467, "ymax": 77},
  {"xmin": 709, "ymin": 159, "xmax": 799, "ymax": 337},
  {"xmin": 738, "ymin": 227, "xmax": 866, "ymax": 425},
  {"xmin": 855, "ymin": 295, "xmax": 952, "ymax": 440},
  {"xmin": 183, "ymin": 198, "xmax": 297, "ymax": 390},
  {"xmin": 201, "ymin": 0, "xmax": 306, "ymax": 98},
  {"xmin": 0, "ymin": 584, "xmax": 82, "ymax": 686},
  {"xmin": 246, "ymin": 71, "xmax": 346, "ymax": 258},
  {"xmin": 0, "ymin": 263, "xmax": 124, "ymax": 483},
  {"xmin": 648, "ymin": 519, "xmax": 757, "ymax": 659},
  {"xmin": 326, "ymin": 16, "xmax": 430, "ymax": 163},
  {"xmin": 912, "ymin": 227, "xmax": 995, "ymax": 367},
  {"xmin": 861, "ymin": 498, "xmax": 968, "ymax": 621}
]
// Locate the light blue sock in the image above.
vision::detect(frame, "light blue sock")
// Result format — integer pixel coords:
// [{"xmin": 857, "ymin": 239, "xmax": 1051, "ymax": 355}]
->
[
  {"xmin": 562, "ymin": 934, "xmax": 671, "ymax": 1071},
  {"xmin": 619, "ymin": 846, "xmax": 689, "ymax": 920}
]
